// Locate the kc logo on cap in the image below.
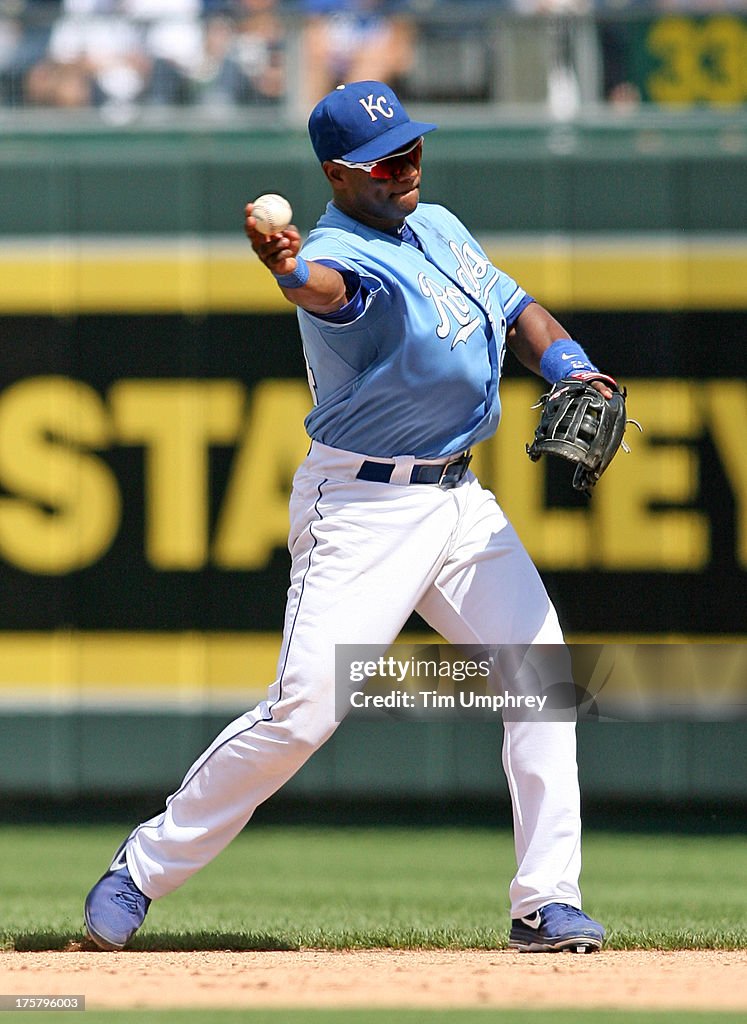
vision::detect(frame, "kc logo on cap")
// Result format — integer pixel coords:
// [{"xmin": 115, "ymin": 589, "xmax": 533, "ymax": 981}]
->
[
  {"xmin": 358, "ymin": 93, "xmax": 395, "ymax": 122},
  {"xmin": 308, "ymin": 80, "xmax": 437, "ymax": 165}
]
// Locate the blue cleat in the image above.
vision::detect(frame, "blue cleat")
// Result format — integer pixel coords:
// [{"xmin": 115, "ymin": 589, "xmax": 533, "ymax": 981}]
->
[
  {"xmin": 509, "ymin": 902, "xmax": 605, "ymax": 953},
  {"xmin": 84, "ymin": 850, "xmax": 151, "ymax": 951}
]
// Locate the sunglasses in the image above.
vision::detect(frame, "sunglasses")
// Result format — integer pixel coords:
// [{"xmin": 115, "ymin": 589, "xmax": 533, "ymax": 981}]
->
[{"xmin": 333, "ymin": 137, "xmax": 424, "ymax": 180}]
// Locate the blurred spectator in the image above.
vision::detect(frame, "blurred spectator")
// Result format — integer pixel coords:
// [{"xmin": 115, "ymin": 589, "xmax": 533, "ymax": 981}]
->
[
  {"xmin": 18, "ymin": 0, "xmax": 286, "ymax": 112},
  {"xmin": 300, "ymin": 0, "xmax": 414, "ymax": 106},
  {"xmin": 0, "ymin": 8, "xmax": 29, "ymax": 104},
  {"xmin": 25, "ymin": 0, "xmax": 151, "ymax": 112},
  {"xmin": 599, "ymin": 19, "xmax": 641, "ymax": 110},
  {"xmin": 203, "ymin": 0, "xmax": 285, "ymax": 107},
  {"xmin": 126, "ymin": 0, "xmax": 203, "ymax": 106},
  {"xmin": 183, "ymin": 10, "xmax": 235, "ymax": 105},
  {"xmin": 1, "ymin": 0, "xmax": 60, "ymax": 105}
]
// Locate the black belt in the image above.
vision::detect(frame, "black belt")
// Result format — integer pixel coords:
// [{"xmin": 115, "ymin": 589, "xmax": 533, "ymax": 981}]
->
[{"xmin": 356, "ymin": 451, "xmax": 472, "ymax": 489}]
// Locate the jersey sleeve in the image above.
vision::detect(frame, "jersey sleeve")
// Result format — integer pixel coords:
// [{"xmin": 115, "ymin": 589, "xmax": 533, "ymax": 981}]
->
[
  {"xmin": 308, "ymin": 259, "xmax": 367, "ymax": 324},
  {"xmin": 505, "ymin": 292, "xmax": 534, "ymax": 328},
  {"xmin": 304, "ymin": 257, "xmax": 383, "ymax": 327}
]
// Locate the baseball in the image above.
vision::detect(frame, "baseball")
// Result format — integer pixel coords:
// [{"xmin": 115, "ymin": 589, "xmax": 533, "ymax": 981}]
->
[{"xmin": 252, "ymin": 193, "xmax": 293, "ymax": 235}]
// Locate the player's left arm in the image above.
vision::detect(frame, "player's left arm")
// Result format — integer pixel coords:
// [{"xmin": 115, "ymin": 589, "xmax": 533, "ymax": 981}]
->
[{"xmin": 507, "ymin": 301, "xmax": 614, "ymax": 400}]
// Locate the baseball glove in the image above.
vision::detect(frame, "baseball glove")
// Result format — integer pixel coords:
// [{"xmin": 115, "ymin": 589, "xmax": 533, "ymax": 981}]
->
[{"xmin": 526, "ymin": 372, "xmax": 639, "ymax": 496}]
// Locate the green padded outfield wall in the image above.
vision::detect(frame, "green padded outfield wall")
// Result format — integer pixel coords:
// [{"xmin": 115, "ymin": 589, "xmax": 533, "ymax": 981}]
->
[
  {"xmin": 0, "ymin": 116, "xmax": 745, "ymax": 801},
  {"xmin": 1, "ymin": 119, "xmax": 746, "ymax": 239}
]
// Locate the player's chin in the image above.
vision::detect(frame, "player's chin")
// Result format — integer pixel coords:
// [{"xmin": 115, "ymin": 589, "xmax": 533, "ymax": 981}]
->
[{"xmin": 391, "ymin": 184, "xmax": 419, "ymax": 213}]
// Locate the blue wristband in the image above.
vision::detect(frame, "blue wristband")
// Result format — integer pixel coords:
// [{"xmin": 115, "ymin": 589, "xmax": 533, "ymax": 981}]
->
[
  {"xmin": 274, "ymin": 255, "xmax": 310, "ymax": 289},
  {"xmin": 540, "ymin": 338, "xmax": 597, "ymax": 384}
]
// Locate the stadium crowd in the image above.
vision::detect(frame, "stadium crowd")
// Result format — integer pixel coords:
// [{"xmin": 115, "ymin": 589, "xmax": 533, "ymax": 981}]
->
[
  {"xmin": 0, "ymin": 0, "xmax": 741, "ymax": 115},
  {"xmin": 0, "ymin": 0, "xmax": 418, "ymax": 114}
]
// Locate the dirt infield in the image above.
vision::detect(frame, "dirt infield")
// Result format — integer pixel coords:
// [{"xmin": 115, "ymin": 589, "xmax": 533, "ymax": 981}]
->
[{"xmin": 1, "ymin": 950, "xmax": 746, "ymax": 1011}]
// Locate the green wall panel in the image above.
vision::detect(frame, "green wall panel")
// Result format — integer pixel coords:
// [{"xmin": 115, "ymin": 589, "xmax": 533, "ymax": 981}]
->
[
  {"xmin": 1, "ymin": 118, "xmax": 745, "ymax": 236},
  {"xmin": 0, "ymin": 165, "xmax": 61, "ymax": 234},
  {"xmin": 683, "ymin": 161, "xmax": 747, "ymax": 232},
  {"xmin": 0, "ymin": 713, "xmax": 745, "ymax": 803},
  {"xmin": 567, "ymin": 161, "xmax": 677, "ymax": 233}
]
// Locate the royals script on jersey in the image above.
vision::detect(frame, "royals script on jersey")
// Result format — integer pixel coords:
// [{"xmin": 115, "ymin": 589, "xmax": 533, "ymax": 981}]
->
[{"xmin": 298, "ymin": 202, "xmax": 531, "ymax": 459}]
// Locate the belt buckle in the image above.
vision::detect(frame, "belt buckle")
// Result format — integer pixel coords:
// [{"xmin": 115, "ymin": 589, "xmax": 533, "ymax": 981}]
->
[{"xmin": 437, "ymin": 451, "xmax": 472, "ymax": 488}]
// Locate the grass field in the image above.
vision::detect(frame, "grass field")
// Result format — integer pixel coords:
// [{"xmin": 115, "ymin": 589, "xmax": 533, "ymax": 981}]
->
[{"xmin": 1, "ymin": 824, "xmax": 745, "ymax": 952}]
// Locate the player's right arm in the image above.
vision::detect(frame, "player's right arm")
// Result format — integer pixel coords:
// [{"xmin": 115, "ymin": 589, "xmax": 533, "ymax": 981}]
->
[{"xmin": 245, "ymin": 202, "xmax": 348, "ymax": 314}]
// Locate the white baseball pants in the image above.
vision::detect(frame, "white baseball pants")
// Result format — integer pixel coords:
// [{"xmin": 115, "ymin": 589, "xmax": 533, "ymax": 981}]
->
[{"xmin": 125, "ymin": 440, "xmax": 583, "ymax": 918}]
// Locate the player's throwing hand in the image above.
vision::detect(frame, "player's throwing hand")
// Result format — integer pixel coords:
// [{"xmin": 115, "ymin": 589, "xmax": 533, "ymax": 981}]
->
[{"xmin": 244, "ymin": 201, "xmax": 302, "ymax": 279}]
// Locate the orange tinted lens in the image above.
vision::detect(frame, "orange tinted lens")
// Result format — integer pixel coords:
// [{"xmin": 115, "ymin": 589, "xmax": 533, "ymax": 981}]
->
[{"xmin": 370, "ymin": 141, "xmax": 422, "ymax": 180}]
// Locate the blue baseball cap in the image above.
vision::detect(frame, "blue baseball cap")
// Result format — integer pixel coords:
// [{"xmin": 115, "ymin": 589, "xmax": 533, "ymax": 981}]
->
[{"xmin": 308, "ymin": 81, "xmax": 437, "ymax": 164}]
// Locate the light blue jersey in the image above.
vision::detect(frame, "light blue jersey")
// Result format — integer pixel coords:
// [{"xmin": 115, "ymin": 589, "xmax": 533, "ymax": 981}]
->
[{"xmin": 298, "ymin": 201, "xmax": 530, "ymax": 459}]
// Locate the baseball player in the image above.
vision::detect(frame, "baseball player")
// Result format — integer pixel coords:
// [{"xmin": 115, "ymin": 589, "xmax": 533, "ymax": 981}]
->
[{"xmin": 85, "ymin": 80, "xmax": 608, "ymax": 954}]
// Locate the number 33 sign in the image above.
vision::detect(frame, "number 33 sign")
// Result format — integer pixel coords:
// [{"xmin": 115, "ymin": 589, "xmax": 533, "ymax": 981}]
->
[{"xmin": 645, "ymin": 16, "xmax": 746, "ymax": 105}]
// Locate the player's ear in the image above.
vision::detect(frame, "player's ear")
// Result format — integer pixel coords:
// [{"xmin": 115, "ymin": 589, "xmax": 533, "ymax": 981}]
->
[{"xmin": 322, "ymin": 161, "xmax": 347, "ymax": 187}]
